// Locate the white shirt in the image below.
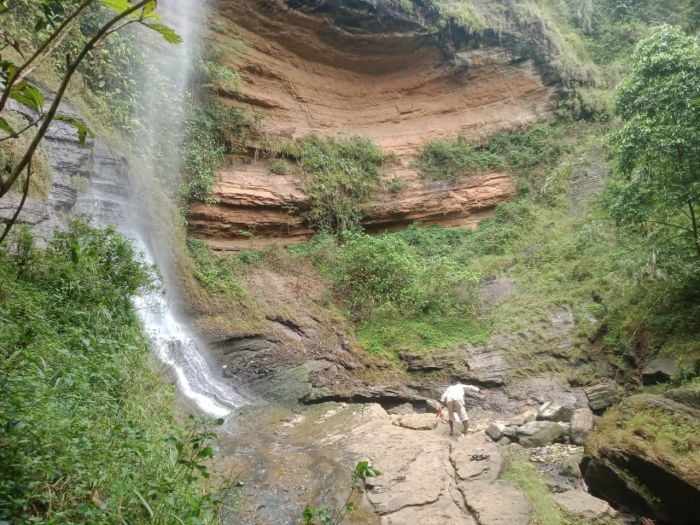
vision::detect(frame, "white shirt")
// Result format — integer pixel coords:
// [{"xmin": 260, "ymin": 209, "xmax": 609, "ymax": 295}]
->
[{"xmin": 441, "ymin": 383, "xmax": 480, "ymax": 403}]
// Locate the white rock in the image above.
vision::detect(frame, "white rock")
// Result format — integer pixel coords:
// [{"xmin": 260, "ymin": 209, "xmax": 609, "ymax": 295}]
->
[
  {"xmin": 553, "ymin": 490, "xmax": 614, "ymax": 519},
  {"xmin": 537, "ymin": 401, "xmax": 573, "ymax": 422},
  {"xmin": 570, "ymin": 407, "xmax": 594, "ymax": 445}
]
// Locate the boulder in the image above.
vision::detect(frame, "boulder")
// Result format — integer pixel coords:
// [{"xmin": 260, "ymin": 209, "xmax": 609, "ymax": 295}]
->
[
  {"xmin": 479, "ymin": 277, "xmax": 516, "ymax": 304},
  {"xmin": 460, "ymin": 480, "xmax": 531, "ymax": 525},
  {"xmin": 536, "ymin": 401, "xmax": 573, "ymax": 422},
  {"xmin": 664, "ymin": 386, "xmax": 700, "ymax": 410},
  {"xmin": 516, "ymin": 421, "xmax": 567, "ymax": 447},
  {"xmin": 485, "ymin": 422, "xmax": 505, "ymax": 441},
  {"xmin": 583, "ymin": 382, "xmax": 615, "ymax": 411},
  {"xmin": 509, "ymin": 408, "xmax": 538, "ymax": 426},
  {"xmin": 501, "ymin": 426, "xmax": 518, "ymax": 439},
  {"xmin": 582, "ymin": 394, "xmax": 700, "ymax": 524},
  {"xmin": 642, "ymin": 357, "xmax": 678, "ymax": 384},
  {"xmin": 387, "ymin": 403, "xmax": 415, "ymax": 416},
  {"xmin": 395, "ymin": 413, "xmax": 438, "ymax": 431},
  {"xmin": 559, "ymin": 454, "xmax": 582, "ymax": 478},
  {"xmin": 497, "ymin": 437, "xmax": 511, "ymax": 446},
  {"xmin": 553, "ymin": 490, "xmax": 614, "ymax": 519},
  {"xmin": 570, "ymin": 407, "xmax": 594, "ymax": 445}
]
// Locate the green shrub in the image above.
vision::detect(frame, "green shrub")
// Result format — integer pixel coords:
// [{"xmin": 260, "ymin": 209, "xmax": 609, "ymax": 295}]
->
[
  {"xmin": 0, "ymin": 222, "xmax": 227, "ymax": 524},
  {"xmin": 187, "ymin": 239, "xmax": 246, "ymax": 300},
  {"xmin": 202, "ymin": 60, "xmax": 241, "ymax": 91},
  {"xmin": 415, "ymin": 124, "xmax": 568, "ymax": 203},
  {"xmin": 298, "ymin": 135, "xmax": 385, "ymax": 234},
  {"xmin": 335, "ymin": 232, "xmax": 477, "ymax": 319},
  {"xmin": 358, "ymin": 311, "xmax": 490, "ymax": 361},
  {"xmin": 293, "ymin": 230, "xmax": 483, "ymax": 360},
  {"xmin": 182, "ymin": 104, "xmax": 263, "ymax": 203},
  {"xmin": 430, "ymin": 0, "xmax": 485, "ymax": 33},
  {"xmin": 269, "ymin": 158, "xmax": 293, "ymax": 175},
  {"xmin": 415, "ymin": 135, "xmax": 501, "ymax": 180},
  {"xmin": 386, "ymin": 178, "xmax": 407, "ymax": 193}
]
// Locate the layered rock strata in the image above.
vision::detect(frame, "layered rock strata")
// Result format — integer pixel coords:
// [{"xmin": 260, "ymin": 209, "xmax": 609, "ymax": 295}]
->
[{"xmin": 189, "ymin": 0, "xmax": 555, "ymax": 249}]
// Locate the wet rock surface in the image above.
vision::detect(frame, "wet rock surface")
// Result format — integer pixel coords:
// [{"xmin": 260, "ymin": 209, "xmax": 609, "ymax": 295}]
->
[
  {"xmin": 2, "ymin": 96, "xmax": 126, "ymax": 241},
  {"xmin": 397, "ymin": 307, "xmax": 583, "ymax": 388}
]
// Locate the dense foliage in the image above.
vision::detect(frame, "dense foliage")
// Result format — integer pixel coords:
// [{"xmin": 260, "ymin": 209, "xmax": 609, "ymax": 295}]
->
[
  {"xmin": 187, "ymin": 238, "xmax": 246, "ymax": 300},
  {"xmin": 182, "ymin": 104, "xmax": 262, "ymax": 203},
  {"xmin": 0, "ymin": 222, "xmax": 226, "ymax": 524},
  {"xmin": 608, "ymin": 25, "xmax": 700, "ymax": 259},
  {"xmin": 298, "ymin": 135, "xmax": 385, "ymax": 234},
  {"xmin": 293, "ymin": 229, "xmax": 485, "ymax": 361},
  {"xmin": 415, "ymin": 123, "xmax": 569, "ymax": 202}
]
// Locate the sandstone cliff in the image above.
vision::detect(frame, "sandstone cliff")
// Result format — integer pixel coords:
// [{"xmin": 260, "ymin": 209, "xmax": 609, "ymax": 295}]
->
[{"xmin": 190, "ymin": 0, "xmax": 558, "ymax": 248}]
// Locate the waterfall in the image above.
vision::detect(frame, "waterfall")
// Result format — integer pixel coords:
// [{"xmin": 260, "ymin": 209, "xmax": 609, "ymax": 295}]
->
[{"xmin": 73, "ymin": 0, "xmax": 245, "ymax": 417}]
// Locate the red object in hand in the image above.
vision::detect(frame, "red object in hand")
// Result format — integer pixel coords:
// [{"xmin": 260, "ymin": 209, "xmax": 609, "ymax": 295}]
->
[{"xmin": 436, "ymin": 408, "xmax": 445, "ymax": 422}]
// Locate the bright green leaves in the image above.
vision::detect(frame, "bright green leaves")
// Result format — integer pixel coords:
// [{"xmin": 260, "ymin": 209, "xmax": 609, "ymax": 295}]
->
[
  {"xmin": 8, "ymin": 80, "xmax": 44, "ymax": 113},
  {"xmin": 334, "ymin": 231, "xmax": 479, "ymax": 322},
  {"xmin": 55, "ymin": 115, "xmax": 95, "ymax": 145},
  {"xmin": 0, "ymin": 117, "xmax": 15, "ymax": 136},
  {"xmin": 299, "ymin": 135, "xmax": 385, "ymax": 234},
  {"xmin": 99, "ymin": 0, "xmax": 182, "ymax": 44},
  {"xmin": 354, "ymin": 459, "xmax": 381, "ymax": 482},
  {"xmin": 143, "ymin": 22, "xmax": 182, "ymax": 44},
  {"xmin": 35, "ymin": 0, "xmax": 66, "ymax": 31}
]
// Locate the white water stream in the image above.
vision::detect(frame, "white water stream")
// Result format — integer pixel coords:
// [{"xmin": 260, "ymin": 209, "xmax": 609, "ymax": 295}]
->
[{"xmin": 75, "ymin": 0, "xmax": 244, "ymax": 417}]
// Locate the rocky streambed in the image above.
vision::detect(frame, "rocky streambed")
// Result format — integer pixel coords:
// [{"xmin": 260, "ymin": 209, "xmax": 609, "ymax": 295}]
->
[{"xmin": 216, "ymin": 379, "xmax": 622, "ymax": 525}]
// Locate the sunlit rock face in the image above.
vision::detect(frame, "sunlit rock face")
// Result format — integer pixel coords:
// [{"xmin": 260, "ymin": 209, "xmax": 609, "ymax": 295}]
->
[{"xmin": 190, "ymin": 0, "xmax": 555, "ymax": 249}]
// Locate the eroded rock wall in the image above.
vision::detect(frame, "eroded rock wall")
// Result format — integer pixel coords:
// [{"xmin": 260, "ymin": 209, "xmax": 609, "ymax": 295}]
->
[{"xmin": 191, "ymin": 0, "xmax": 555, "ymax": 248}]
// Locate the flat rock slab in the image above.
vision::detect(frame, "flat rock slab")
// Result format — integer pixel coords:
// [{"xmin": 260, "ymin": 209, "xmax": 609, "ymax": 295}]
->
[
  {"xmin": 463, "ymin": 350, "xmax": 512, "ymax": 386},
  {"xmin": 461, "ymin": 480, "xmax": 532, "ymax": 525},
  {"xmin": 451, "ymin": 434, "xmax": 503, "ymax": 482},
  {"xmin": 395, "ymin": 413, "xmax": 438, "ymax": 430},
  {"xmin": 367, "ymin": 442, "xmax": 445, "ymax": 514},
  {"xmin": 381, "ymin": 493, "xmax": 477, "ymax": 525},
  {"xmin": 553, "ymin": 490, "xmax": 613, "ymax": 519}
]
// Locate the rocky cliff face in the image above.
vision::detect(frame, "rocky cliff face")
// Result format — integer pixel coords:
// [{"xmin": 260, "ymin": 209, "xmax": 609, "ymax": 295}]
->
[{"xmin": 189, "ymin": 0, "xmax": 554, "ymax": 249}]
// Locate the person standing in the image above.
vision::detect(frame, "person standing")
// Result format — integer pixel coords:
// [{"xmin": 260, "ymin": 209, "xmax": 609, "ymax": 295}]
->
[{"xmin": 439, "ymin": 382, "xmax": 485, "ymax": 436}]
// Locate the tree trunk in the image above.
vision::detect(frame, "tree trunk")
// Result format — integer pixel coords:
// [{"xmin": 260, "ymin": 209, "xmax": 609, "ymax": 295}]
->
[{"xmin": 689, "ymin": 200, "xmax": 700, "ymax": 258}]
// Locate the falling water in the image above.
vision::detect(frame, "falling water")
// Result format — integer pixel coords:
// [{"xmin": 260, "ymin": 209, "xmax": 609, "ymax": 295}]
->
[{"xmin": 74, "ymin": 0, "xmax": 245, "ymax": 417}]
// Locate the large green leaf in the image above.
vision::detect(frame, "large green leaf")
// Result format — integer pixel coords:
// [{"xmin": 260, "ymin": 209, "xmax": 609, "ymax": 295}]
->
[
  {"xmin": 55, "ymin": 114, "xmax": 95, "ymax": 145},
  {"xmin": 99, "ymin": 0, "xmax": 132, "ymax": 14},
  {"xmin": 144, "ymin": 22, "xmax": 182, "ymax": 44},
  {"xmin": 0, "ymin": 117, "xmax": 16, "ymax": 136},
  {"xmin": 9, "ymin": 82, "xmax": 44, "ymax": 113},
  {"xmin": 140, "ymin": 0, "xmax": 162, "ymax": 20}
]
